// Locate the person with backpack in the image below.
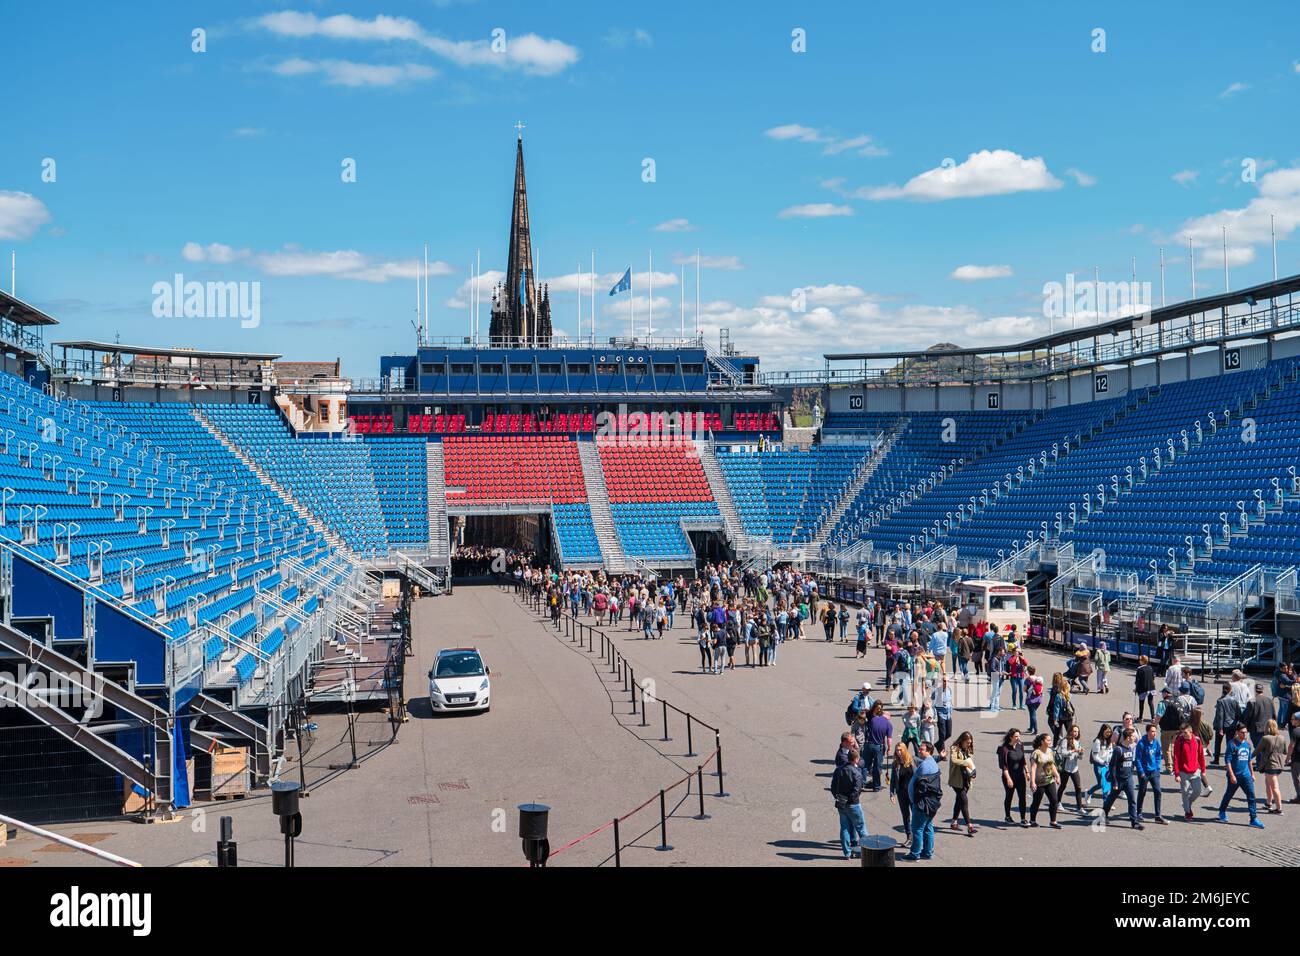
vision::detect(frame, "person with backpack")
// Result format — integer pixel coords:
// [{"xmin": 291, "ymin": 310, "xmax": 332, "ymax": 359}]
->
[
  {"xmin": 903, "ymin": 741, "xmax": 942, "ymax": 861},
  {"xmin": 1135, "ymin": 655, "xmax": 1157, "ymax": 720},
  {"xmin": 1158, "ymin": 689, "xmax": 1185, "ymax": 773},
  {"xmin": 1025, "ymin": 666, "xmax": 1044, "ymax": 735},
  {"xmin": 830, "ymin": 749, "xmax": 868, "ymax": 860},
  {"xmin": 838, "ymin": 604, "xmax": 850, "ymax": 642},
  {"xmin": 987, "ymin": 647, "xmax": 1007, "ymax": 714},
  {"xmin": 1048, "ymin": 674, "xmax": 1074, "ymax": 745},
  {"xmin": 846, "ymin": 682, "xmax": 873, "ymax": 727}
]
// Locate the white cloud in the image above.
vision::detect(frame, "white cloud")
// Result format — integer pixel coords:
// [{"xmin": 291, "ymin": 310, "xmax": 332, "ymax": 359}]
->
[
  {"xmin": 233, "ymin": 127, "xmax": 265, "ymax": 138},
  {"xmin": 271, "ymin": 57, "xmax": 435, "ymax": 87},
  {"xmin": 446, "ymin": 269, "xmax": 504, "ymax": 308},
  {"xmin": 0, "ymin": 191, "xmax": 52, "ymax": 241},
  {"xmin": 255, "ymin": 11, "xmax": 579, "ymax": 76},
  {"xmin": 865, "ymin": 150, "xmax": 1063, "ymax": 201},
  {"xmin": 182, "ymin": 241, "xmax": 452, "ymax": 283},
  {"xmin": 764, "ymin": 124, "xmax": 887, "ymax": 157},
  {"xmin": 1174, "ymin": 165, "xmax": 1300, "ymax": 259},
  {"xmin": 1172, "ymin": 169, "xmax": 1199, "ymax": 187},
  {"xmin": 671, "ymin": 253, "xmax": 743, "ymax": 270},
  {"xmin": 653, "ymin": 218, "xmax": 696, "ymax": 232},
  {"xmin": 1065, "ymin": 168, "xmax": 1096, "ymax": 187},
  {"xmin": 182, "ymin": 242, "xmax": 251, "ymax": 264},
  {"xmin": 778, "ymin": 203, "xmax": 853, "ymax": 219},
  {"xmin": 949, "ymin": 264, "xmax": 1013, "ymax": 281},
  {"xmin": 1219, "ymin": 81, "xmax": 1249, "ymax": 98}
]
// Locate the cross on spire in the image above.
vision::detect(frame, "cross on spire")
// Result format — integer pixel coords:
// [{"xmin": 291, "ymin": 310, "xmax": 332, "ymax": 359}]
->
[{"xmin": 514, "ymin": 120, "xmax": 525, "ymax": 139}]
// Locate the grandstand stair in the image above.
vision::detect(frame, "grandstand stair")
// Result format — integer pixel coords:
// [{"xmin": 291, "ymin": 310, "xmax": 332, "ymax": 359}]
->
[
  {"xmin": 815, "ymin": 418, "xmax": 907, "ymax": 549},
  {"xmin": 192, "ymin": 408, "xmax": 347, "ymax": 553},
  {"xmin": 424, "ymin": 442, "xmax": 451, "ymax": 567},
  {"xmin": 696, "ymin": 441, "xmax": 751, "ymax": 556},
  {"xmin": 576, "ymin": 441, "xmax": 630, "ymax": 572}
]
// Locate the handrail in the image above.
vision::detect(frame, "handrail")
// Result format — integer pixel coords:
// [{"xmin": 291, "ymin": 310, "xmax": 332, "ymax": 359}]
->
[{"xmin": 0, "ymin": 812, "xmax": 141, "ymax": 866}]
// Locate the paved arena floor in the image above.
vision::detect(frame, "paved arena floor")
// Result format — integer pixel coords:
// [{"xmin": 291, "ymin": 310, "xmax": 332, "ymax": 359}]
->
[{"xmin": 4, "ymin": 583, "xmax": 1295, "ymax": 867}]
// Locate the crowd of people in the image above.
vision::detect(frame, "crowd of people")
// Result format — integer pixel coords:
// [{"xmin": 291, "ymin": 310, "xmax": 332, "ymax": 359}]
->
[{"xmin": 505, "ymin": 557, "xmax": 1300, "ymax": 864}]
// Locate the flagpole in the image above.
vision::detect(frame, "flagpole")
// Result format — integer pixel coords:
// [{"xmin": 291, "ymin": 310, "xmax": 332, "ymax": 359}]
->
[
  {"xmin": 577, "ymin": 260, "xmax": 582, "ymax": 341},
  {"xmin": 629, "ymin": 267, "xmax": 635, "ymax": 341},
  {"xmin": 680, "ymin": 265, "xmax": 685, "ymax": 339},
  {"xmin": 1159, "ymin": 247, "xmax": 1166, "ymax": 307},
  {"xmin": 591, "ymin": 249, "xmax": 596, "ymax": 344},
  {"xmin": 423, "ymin": 243, "xmax": 429, "ymax": 344},
  {"xmin": 476, "ymin": 248, "xmax": 481, "ymax": 342},
  {"xmin": 1222, "ymin": 225, "xmax": 1229, "ymax": 292},
  {"xmin": 648, "ymin": 250, "xmax": 654, "ymax": 339},
  {"xmin": 695, "ymin": 248, "xmax": 701, "ymax": 339}
]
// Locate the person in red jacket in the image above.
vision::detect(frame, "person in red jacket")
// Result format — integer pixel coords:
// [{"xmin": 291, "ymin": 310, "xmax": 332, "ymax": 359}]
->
[{"xmin": 1172, "ymin": 723, "xmax": 1208, "ymax": 820}]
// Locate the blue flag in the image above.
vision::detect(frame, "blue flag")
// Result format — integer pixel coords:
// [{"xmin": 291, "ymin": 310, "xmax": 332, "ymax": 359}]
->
[{"xmin": 609, "ymin": 267, "xmax": 632, "ymax": 296}]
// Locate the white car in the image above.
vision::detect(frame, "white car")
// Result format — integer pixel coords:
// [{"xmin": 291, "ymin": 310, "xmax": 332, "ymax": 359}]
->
[{"xmin": 428, "ymin": 647, "xmax": 491, "ymax": 713}]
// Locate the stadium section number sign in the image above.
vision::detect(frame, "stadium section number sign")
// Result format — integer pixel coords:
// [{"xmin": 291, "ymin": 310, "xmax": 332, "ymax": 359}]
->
[
  {"xmin": 1094, "ymin": 373, "xmax": 1108, "ymax": 394},
  {"xmin": 1224, "ymin": 348, "xmax": 1241, "ymax": 370},
  {"xmin": 986, "ymin": 392, "xmax": 1000, "ymax": 409},
  {"xmin": 848, "ymin": 394, "xmax": 864, "ymax": 410}
]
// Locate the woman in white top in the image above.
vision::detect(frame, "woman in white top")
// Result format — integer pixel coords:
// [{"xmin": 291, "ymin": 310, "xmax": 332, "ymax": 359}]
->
[
  {"xmin": 1056, "ymin": 723, "xmax": 1087, "ymax": 812},
  {"xmin": 1088, "ymin": 724, "xmax": 1115, "ymax": 801}
]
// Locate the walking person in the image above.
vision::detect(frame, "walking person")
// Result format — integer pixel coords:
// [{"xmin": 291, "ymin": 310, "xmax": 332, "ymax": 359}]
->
[
  {"xmin": 830, "ymin": 749, "xmax": 868, "ymax": 860},
  {"xmin": 1103, "ymin": 727, "xmax": 1144, "ymax": 829},
  {"xmin": 1088, "ymin": 724, "xmax": 1114, "ymax": 802},
  {"xmin": 1217, "ymin": 725, "xmax": 1264, "ymax": 828},
  {"xmin": 948, "ymin": 731, "xmax": 978, "ymax": 836},
  {"xmin": 1025, "ymin": 666, "xmax": 1043, "ymax": 735},
  {"xmin": 697, "ymin": 623, "xmax": 713, "ymax": 673},
  {"xmin": 1289, "ymin": 712, "xmax": 1300, "ymax": 805},
  {"xmin": 1057, "ymin": 724, "xmax": 1087, "ymax": 812},
  {"xmin": 1135, "ymin": 722, "xmax": 1169, "ymax": 825},
  {"xmin": 903, "ymin": 741, "xmax": 942, "ymax": 862},
  {"xmin": 997, "ymin": 728, "xmax": 1029, "ymax": 826},
  {"xmin": 1212, "ymin": 682, "xmax": 1241, "ymax": 765},
  {"xmin": 1257, "ymin": 719, "xmax": 1288, "ymax": 815},
  {"xmin": 864, "ymin": 701, "xmax": 893, "ymax": 792},
  {"xmin": 1095, "ymin": 641, "xmax": 1111, "ymax": 694},
  {"xmin": 1048, "ymin": 674, "xmax": 1074, "ymax": 746},
  {"xmin": 1172, "ymin": 722, "xmax": 1208, "ymax": 820},
  {"xmin": 1028, "ymin": 733, "xmax": 1062, "ymax": 828},
  {"xmin": 1135, "ymin": 655, "xmax": 1157, "ymax": 720},
  {"xmin": 888, "ymin": 743, "xmax": 915, "ymax": 850}
]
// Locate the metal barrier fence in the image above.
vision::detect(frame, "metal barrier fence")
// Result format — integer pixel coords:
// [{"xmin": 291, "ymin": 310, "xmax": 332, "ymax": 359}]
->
[{"xmin": 504, "ymin": 578, "xmax": 730, "ymax": 866}]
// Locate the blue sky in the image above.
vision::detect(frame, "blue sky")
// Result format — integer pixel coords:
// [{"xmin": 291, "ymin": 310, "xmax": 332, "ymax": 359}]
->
[{"xmin": 2, "ymin": 1, "xmax": 1298, "ymax": 371}]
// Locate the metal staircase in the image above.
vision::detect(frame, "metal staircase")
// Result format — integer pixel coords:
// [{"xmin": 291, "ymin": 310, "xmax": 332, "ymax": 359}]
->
[
  {"xmin": 695, "ymin": 441, "xmax": 751, "ymax": 556},
  {"xmin": 576, "ymin": 441, "xmax": 630, "ymax": 572},
  {"xmin": 815, "ymin": 421, "xmax": 907, "ymax": 548},
  {"xmin": 424, "ymin": 442, "xmax": 450, "ymax": 568},
  {"xmin": 191, "ymin": 409, "xmax": 346, "ymax": 553}
]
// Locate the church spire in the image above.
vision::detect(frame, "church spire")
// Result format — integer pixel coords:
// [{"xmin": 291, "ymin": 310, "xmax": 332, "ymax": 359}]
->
[{"xmin": 490, "ymin": 125, "xmax": 552, "ymax": 345}]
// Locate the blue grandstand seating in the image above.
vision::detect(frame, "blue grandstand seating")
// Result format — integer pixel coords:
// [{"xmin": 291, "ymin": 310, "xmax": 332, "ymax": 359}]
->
[{"xmin": 551, "ymin": 503, "xmax": 603, "ymax": 564}]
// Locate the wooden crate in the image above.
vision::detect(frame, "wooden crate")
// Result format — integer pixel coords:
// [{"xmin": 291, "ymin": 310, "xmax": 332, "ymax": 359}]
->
[{"xmin": 211, "ymin": 747, "xmax": 249, "ymax": 799}]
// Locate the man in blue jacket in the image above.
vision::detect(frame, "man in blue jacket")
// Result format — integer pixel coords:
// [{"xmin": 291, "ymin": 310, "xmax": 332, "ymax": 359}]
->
[
  {"xmin": 1134, "ymin": 722, "xmax": 1168, "ymax": 824},
  {"xmin": 903, "ymin": 741, "xmax": 942, "ymax": 861}
]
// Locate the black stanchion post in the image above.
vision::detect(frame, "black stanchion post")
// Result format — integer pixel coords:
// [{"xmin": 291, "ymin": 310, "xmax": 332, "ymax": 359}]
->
[
  {"xmin": 216, "ymin": 815, "xmax": 237, "ymax": 867},
  {"xmin": 685, "ymin": 714, "xmax": 696, "ymax": 758},
  {"xmin": 656, "ymin": 789, "xmax": 673, "ymax": 852},
  {"xmin": 640, "ymin": 686, "xmax": 648, "ymax": 727},
  {"xmin": 715, "ymin": 732, "xmax": 729, "ymax": 797},
  {"xmin": 629, "ymin": 666, "xmax": 637, "ymax": 714},
  {"xmin": 695, "ymin": 767, "xmax": 709, "ymax": 820},
  {"xmin": 613, "ymin": 818, "xmax": 621, "ymax": 868},
  {"xmin": 622, "ymin": 660, "xmax": 629, "ymax": 695},
  {"xmin": 661, "ymin": 698, "xmax": 671, "ymax": 742}
]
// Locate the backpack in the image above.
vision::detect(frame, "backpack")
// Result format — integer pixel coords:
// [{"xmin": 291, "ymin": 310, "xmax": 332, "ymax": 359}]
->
[
  {"xmin": 912, "ymin": 771, "xmax": 943, "ymax": 819},
  {"xmin": 1187, "ymin": 679, "xmax": 1205, "ymax": 706}
]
